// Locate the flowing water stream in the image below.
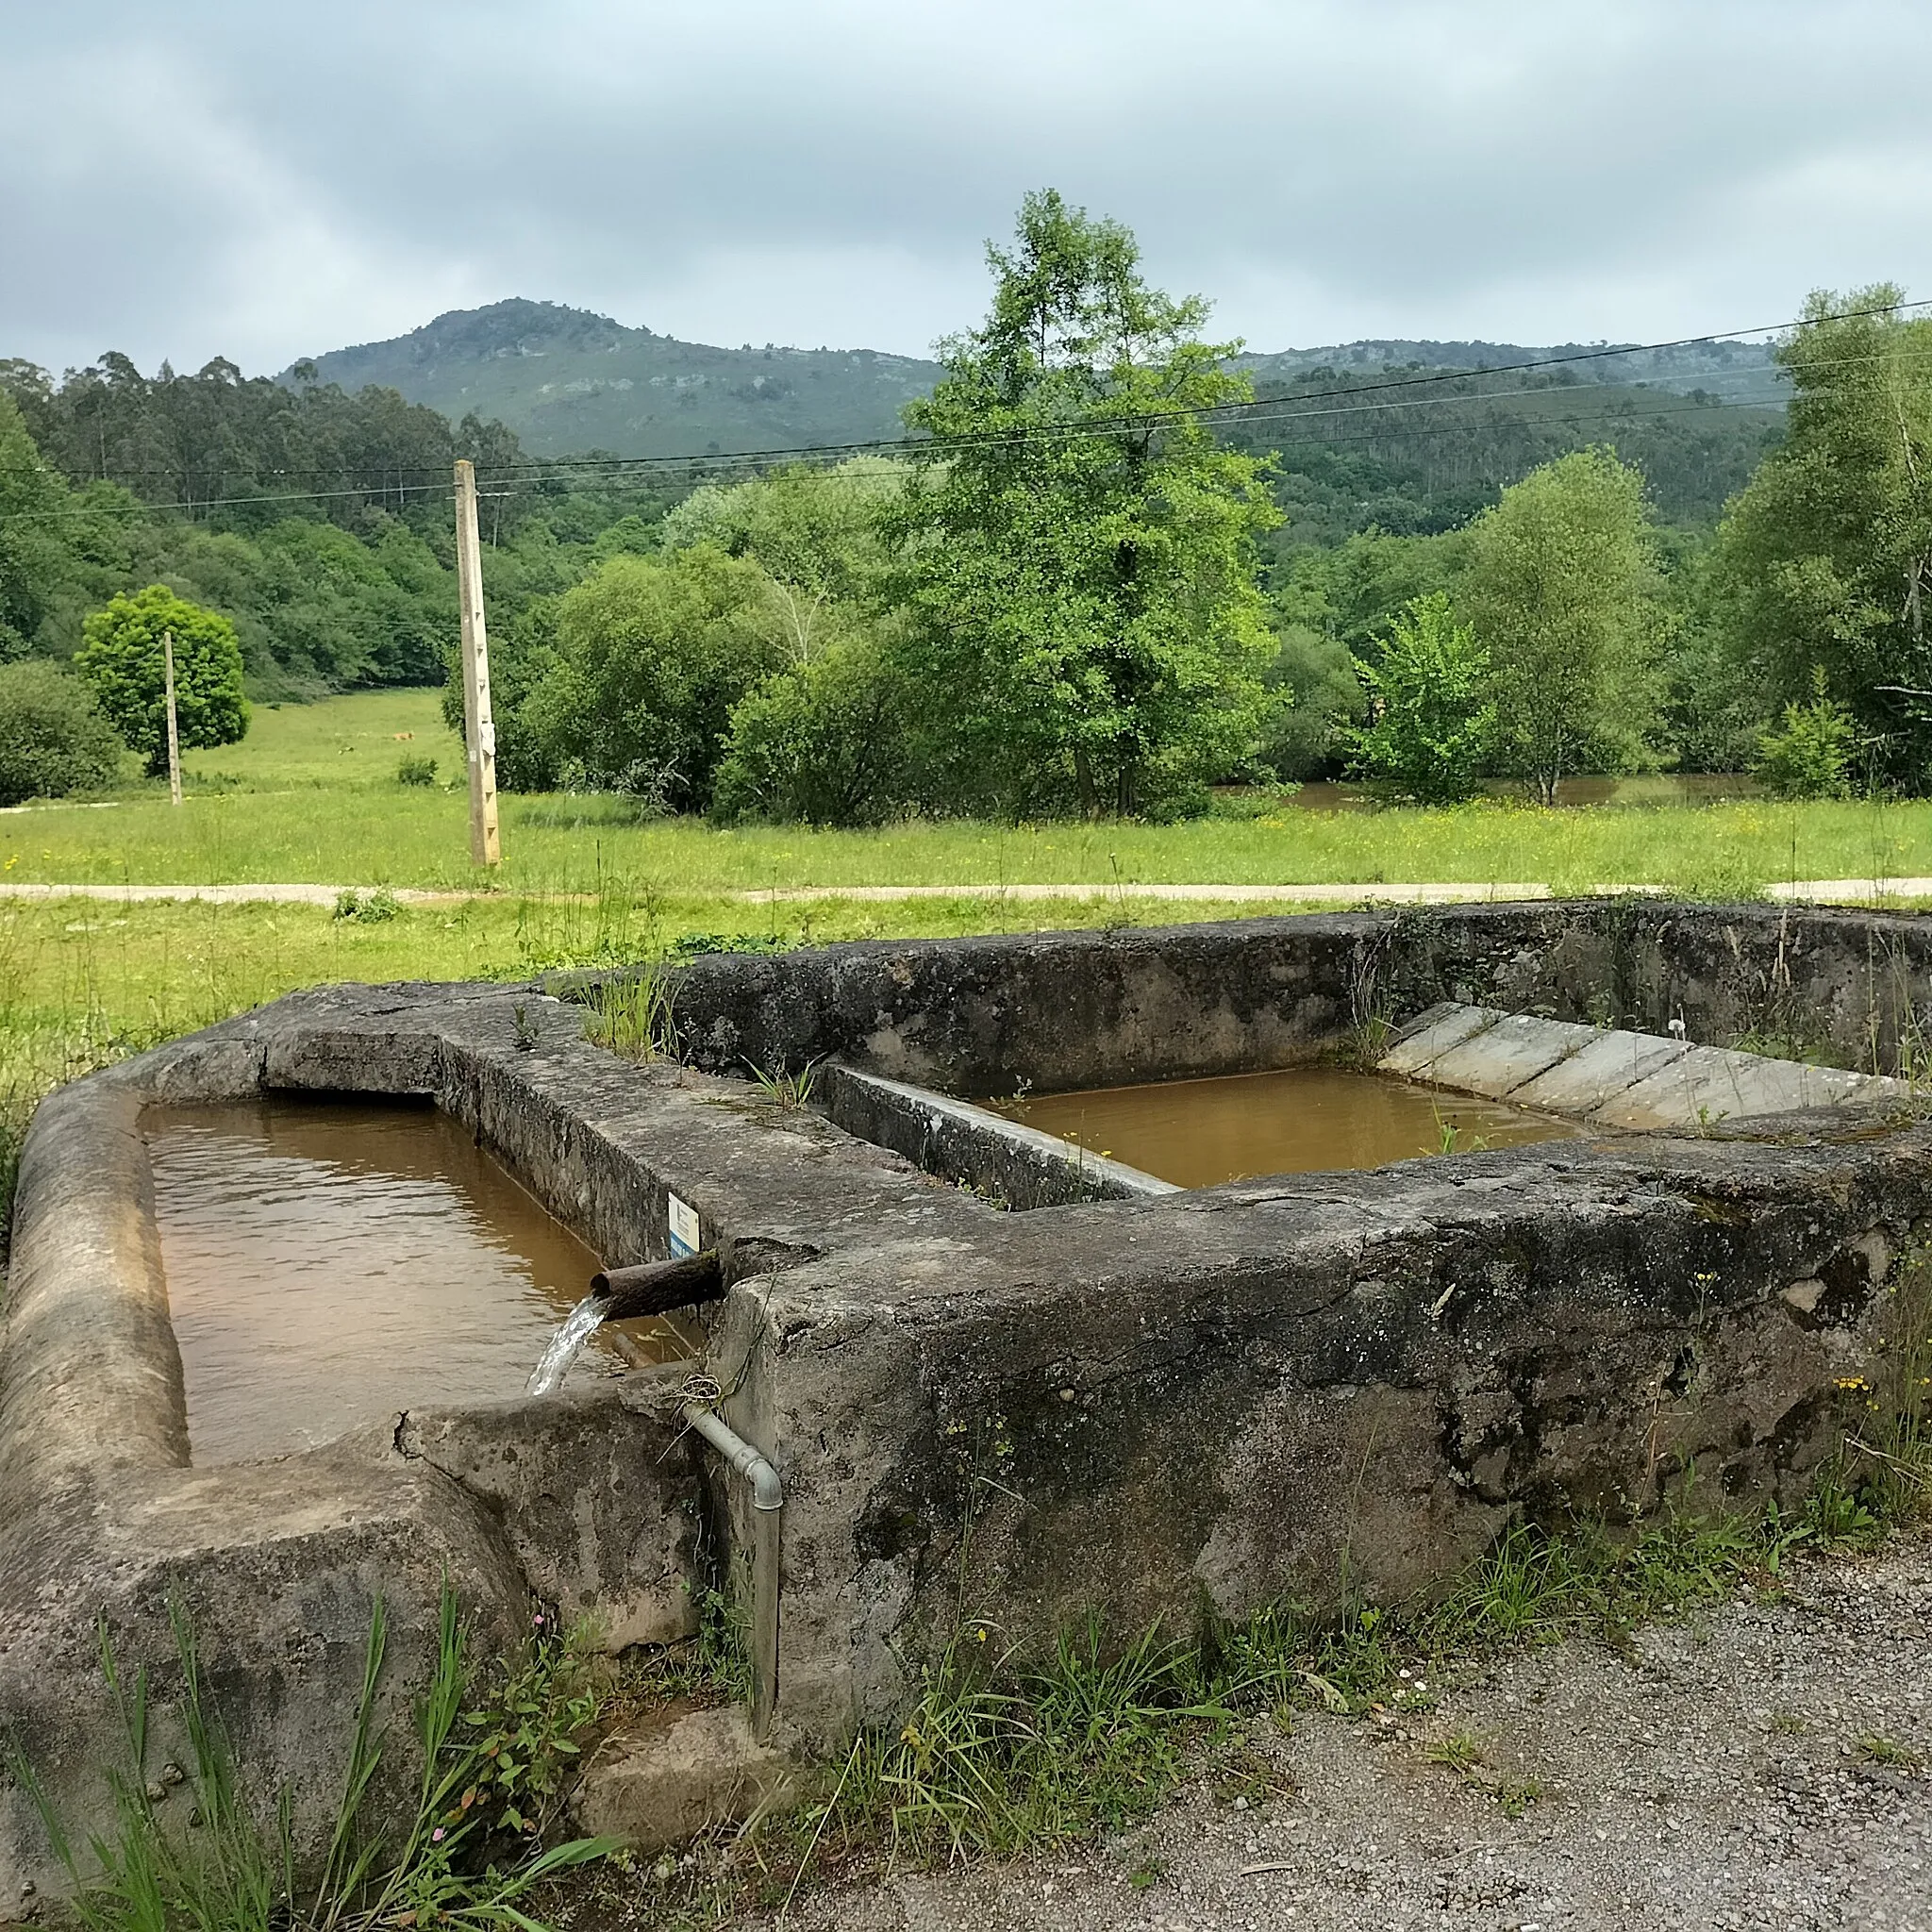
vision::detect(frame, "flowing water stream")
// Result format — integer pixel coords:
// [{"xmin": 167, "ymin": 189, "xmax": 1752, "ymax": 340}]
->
[
  {"xmin": 525, "ymin": 1292, "xmax": 613, "ymax": 1398},
  {"xmin": 145, "ymin": 1096, "xmax": 692, "ymax": 1464},
  {"xmin": 991, "ymin": 1065, "xmax": 1579, "ymax": 1190}
]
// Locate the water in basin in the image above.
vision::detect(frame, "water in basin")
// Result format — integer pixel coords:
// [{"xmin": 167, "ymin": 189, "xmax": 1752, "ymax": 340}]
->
[
  {"xmin": 145, "ymin": 1096, "xmax": 691, "ymax": 1464},
  {"xmin": 991, "ymin": 1065, "xmax": 1580, "ymax": 1190}
]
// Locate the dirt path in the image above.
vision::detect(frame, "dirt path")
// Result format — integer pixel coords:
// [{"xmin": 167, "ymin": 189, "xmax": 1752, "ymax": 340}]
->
[
  {"xmin": 777, "ymin": 1535, "xmax": 1932, "ymax": 1932},
  {"xmin": 0, "ymin": 879, "xmax": 1926, "ymax": 908}
]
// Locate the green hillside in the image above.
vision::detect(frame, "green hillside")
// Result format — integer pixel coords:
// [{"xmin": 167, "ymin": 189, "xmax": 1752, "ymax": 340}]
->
[
  {"xmin": 1227, "ymin": 365, "xmax": 1784, "ymax": 543},
  {"xmin": 285, "ymin": 301, "xmax": 1784, "ymax": 526},
  {"xmin": 289, "ymin": 299, "xmax": 943, "ymax": 458},
  {"xmin": 1237, "ymin": 334, "xmax": 1785, "ymax": 403}
]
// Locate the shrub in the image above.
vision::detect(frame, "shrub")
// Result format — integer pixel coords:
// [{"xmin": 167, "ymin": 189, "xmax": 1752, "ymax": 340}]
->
[
  {"xmin": 397, "ymin": 754, "xmax": 438, "ymax": 786},
  {"xmin": 333, "ymin": 887, "xmax": 400, "ymax": 923},
  {"xmin": 1344, "ymin": 592, "xmax": 1493, "ymax": 803},
  {"xmin": 533, "ymin": 546, "xmax": 778, "ymax": 811},
  {"xmin": 1259, "ymin": 622, "xmax": 1363, "ymax": 780},
  {"xmin": 75, "ymin": 585, "xmax": 248, "ymax": 774},
  {"xmin": 0, "ymin": 659, "xmax": 126, "ymax": 804},
  {"xmin": 711, "ymin": 632, "xmax": 915, "ymax": 825},
  {"xmin": 1754, "ymin": 670, "xmax": 1862, "ymax": 799}
]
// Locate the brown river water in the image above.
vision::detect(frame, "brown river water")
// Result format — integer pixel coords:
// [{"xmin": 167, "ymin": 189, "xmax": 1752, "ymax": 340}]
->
[
  {"xmin": 993, "ymin": 1066, "xmax": 1579, "ymax": 1190},
  {"xmin": 145, "ymin": 1097, "xmax": 691, "ymax": 1465}
]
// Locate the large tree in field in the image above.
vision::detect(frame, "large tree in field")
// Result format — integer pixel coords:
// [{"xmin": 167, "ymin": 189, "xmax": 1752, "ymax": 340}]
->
[
  {"xmin": 1708, "ymin": 286, "xmax": 1932, "ymax": 778},
  {"xmin": 75, "ymin": 585, "xmax": 248, "ymax": 773},
  {"xmin": 527, "ymin": 546, "xmax": 778, "ymax": 809},
  {"xmin": 893, "ymin": 191, "xmax": 1280, "ymax": 817},
  {"xmin": 1464, "ymin": 447, "xmax": 1657, "ymax": 805}
]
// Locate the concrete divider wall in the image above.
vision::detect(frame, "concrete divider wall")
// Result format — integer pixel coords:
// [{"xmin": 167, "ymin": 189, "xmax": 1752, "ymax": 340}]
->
[{"xmin": 813, "ymin": 1061, "xmax": 1177, "ymax": 1208}]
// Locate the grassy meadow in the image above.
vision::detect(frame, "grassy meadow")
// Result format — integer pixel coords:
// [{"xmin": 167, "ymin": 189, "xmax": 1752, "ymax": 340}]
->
[
  {"xmin": 0, "ymin": 688, "xmax": 1924, "ymax": 896},
  {"xmin": 5, "ymin": 685, "xmax": 1932, "ymax": 1192}
]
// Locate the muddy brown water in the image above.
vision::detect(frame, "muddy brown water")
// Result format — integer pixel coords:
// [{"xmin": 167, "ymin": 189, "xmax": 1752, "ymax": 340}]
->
[
  {"xmin": 992, "ymin": 1066, "xmax": 1580, "ymax": 1189},
  {"xmin": 145, "ymin": 1097, "xmax": 691, "ymax": 1465}
]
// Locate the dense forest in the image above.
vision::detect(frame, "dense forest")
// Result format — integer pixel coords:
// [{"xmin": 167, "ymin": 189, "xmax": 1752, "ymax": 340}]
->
[
  {"xmin": 1228, "ymin": 365, "xmax": 1781, "ymax": 547},
  {"xmin": 3, "ymin": 203, "xmax": 1925, "ymax": 815},
  {"xmin": 0, "ymin": 354, "xmax": 687, "ymax": 695}
]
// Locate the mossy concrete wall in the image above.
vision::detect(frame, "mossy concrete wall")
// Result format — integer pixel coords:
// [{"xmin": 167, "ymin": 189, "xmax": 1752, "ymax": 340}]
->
[{"xmin": 4, "ymin": 901, "xmax": 1930, "ymax": 1901}]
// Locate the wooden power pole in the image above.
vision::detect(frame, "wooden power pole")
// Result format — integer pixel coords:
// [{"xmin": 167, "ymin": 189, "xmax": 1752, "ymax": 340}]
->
[
  {"xmin": 453, "ymin": 458, "xmax": 502, "ymax": 867},
  {"xmin": 161, "ymin": 627, "xmax": 182, "ymax": 808}
]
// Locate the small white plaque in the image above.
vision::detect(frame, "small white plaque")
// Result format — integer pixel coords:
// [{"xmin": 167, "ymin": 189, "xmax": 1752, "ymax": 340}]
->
[{"xmin": 667, "ymin": 1191, "xmax": 701, "ymax": 1257}]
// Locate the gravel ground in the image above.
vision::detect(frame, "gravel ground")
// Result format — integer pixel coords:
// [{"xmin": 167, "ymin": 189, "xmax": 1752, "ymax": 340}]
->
[{"xmin": 774, "ymin": 1535, "xmax": 1932, "ymax": 1932}]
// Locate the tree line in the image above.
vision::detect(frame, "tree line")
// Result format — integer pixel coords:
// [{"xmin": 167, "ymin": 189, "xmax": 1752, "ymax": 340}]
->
[
  {"xmin": 1, "ymin": 195, "xmax": 1929, "ymax": 818},
  {"xmin": 444, "ymin": 211, "xmax": 1932, "ymax": 821}
]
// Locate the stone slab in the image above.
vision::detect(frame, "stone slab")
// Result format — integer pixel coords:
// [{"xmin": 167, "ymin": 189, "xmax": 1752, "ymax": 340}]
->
[
  {"xmin": 1419, "ymin": 1012, "xmax": 1601, "ymax": 1100},
  {"xmin": 572, "ymin": 1703, "xmax": 800, "ymax": 1851},
  {"xmin": 1595, "ymin": 1047, "xmax": 1877, "ymax": 1130},
  {"xmin": 1510, "ymin": 1029, "xmax": 1692, "ymax": 1114},
  {"xmin": 1377, "ymin": 1004, "xmax": 1500, "ymax": 1077}
]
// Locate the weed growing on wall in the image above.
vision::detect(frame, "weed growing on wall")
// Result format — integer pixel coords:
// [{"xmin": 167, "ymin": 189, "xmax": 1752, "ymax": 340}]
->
[
  {"xmin": 12, "ymin": 1590, "xmax": 613, "ymax": 1932},
  {"xmin": 580, "ymin": 966, "xmax": 679, "ymax": 1064},
  {"xmin": 1836, "ymin": 1241, "xmax": 1932, "ymax": 1517},
  {"xmin": 572, "ymin": 1459, "xmax": 1923, "ymax": 1930}
]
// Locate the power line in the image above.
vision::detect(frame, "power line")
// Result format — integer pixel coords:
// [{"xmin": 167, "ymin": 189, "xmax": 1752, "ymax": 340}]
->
[
  {"xmin": 7, "ymin": 291, "xmax": 1922, "ymax": 492},
  {"xmin": 4, "ymin": 296, "xmax": 1929, "ymax": 519},
  {"xmin": 0, "ymin": 382, "xmax": 1829, "ymax": 525}
]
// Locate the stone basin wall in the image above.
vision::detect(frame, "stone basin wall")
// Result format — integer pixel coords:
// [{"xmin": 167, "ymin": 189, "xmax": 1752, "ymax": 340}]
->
[{"xmin": 3, "ymin": 900, "xmax": 1930, "ymax": 1899}]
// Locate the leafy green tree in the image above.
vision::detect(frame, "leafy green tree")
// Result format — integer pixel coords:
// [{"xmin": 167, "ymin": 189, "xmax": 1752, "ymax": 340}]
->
[
  {"xmin": 1463, "ymin": 448, "xmax": 1657, "ymax": 804},
  {"xmin": 1708, "ymin": 287, "xmax": 1932, "ymax": 778},
  {"xmin": 892, "ymin": 191, "xmax": 1281, "ymax": 816},
  {"xmin": 75, "ymin": 585, "xmax": 248, "ymax": 772},
  {"xmin": 1753, "ymin": 669, "xmax": 1863, "ymax": 798},
  {"xmin": 527, "ymin": 546, "xmax": 777, "ymax": 808},
  {"xmin": 1257, "ymin": 622, "xmax": 1361, "ymax": 778},
  {"xmin": 1344, "ymin": 593, "xmax": 1492, "ymax": 802},
  {"xmin": 1270, "ymin": 526, "xmax": 1474, "ymax": 658},
  {"xmin": 0, "ymin": 660, "xmax": 125, "ymax": 803},
  {"xmin": 661, "ymin": 457, "xmax": 911, "ymax": 666}
]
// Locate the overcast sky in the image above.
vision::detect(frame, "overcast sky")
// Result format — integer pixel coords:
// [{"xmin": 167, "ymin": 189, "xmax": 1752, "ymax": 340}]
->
[{"xmin": 3, "ymin": 0, "xmax": 1926, "ymax": 378}]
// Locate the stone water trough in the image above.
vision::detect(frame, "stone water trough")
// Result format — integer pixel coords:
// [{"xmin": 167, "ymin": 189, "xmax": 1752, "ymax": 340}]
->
[{"xmin": 4, "ymin": 898, "xmax": 1931, "ymax": 1899}]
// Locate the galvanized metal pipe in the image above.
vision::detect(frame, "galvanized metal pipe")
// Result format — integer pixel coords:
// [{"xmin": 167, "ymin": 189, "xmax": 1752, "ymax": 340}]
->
[{"xmin": 681, "ymin": 1400, "xmax": 782, "ymax": 1742}]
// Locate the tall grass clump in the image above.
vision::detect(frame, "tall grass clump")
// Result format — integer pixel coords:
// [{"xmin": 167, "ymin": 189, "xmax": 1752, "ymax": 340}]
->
[
  {"xmin": 579, "ymin": 964, "xmax": 678, "ymax": 1063},
  {"xmin": 10, "ymin": 1588, "xmax": 613, "ymax": 1932},
  {"xmin": 843, "ymin": 1621, "xmax": 1226, "ymax": 1864}
]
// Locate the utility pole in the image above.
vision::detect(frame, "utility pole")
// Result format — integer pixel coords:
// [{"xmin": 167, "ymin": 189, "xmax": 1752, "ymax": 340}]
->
[
  {"xmin": 161, "ymin": 627, "xmax": 182, "ymax": 808},
  {"xmin": 453, "ymin": 458, "xmax": 501, "ymax": 867}
]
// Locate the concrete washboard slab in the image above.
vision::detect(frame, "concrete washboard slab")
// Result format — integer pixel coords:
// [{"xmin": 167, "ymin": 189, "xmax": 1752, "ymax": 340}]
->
[
  {"xmin": 1418, "ymin": 1012, "xmax": 1602, "ymax": 1100},
  {"xmin": 1509, "ymin": 1029, "xmax": 1691, "ymax": 1114},
  {"xmin": 1593, "ymin": 1047, "xmax": 1895, "ymax": 1131},
  {"xmin": 1377, "ymin": 1003, "xmax": 1501, "ymax": 1077}
]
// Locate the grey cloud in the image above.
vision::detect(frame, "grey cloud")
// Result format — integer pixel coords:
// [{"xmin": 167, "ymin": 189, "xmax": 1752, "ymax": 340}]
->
[{"xmin": 2, "ymin": 0, "xmax": 1927, "ymax": 377}]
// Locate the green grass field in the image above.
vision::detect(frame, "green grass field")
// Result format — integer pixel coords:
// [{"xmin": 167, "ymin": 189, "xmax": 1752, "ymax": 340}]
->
[
  {"xmin": 16, "ymin": 688, "xmax": 1932, "ymax": 897},
  {"xmin": 5, "ymin": 686, "xmax": 1932, "ymax": 1191}
]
